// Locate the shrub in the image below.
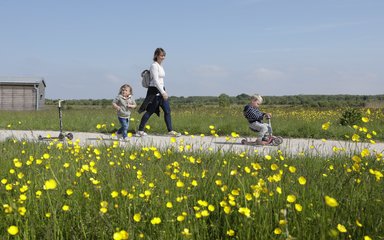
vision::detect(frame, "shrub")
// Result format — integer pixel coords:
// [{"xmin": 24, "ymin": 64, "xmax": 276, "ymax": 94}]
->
[{"xmin": 339, "ymin": 108, "xmax": 362, "ymax": 126}]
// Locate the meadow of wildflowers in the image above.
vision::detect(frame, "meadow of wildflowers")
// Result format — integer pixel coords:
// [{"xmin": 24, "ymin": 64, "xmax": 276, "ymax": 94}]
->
[
  {"xmin": 1, "ymin": 106, "xmax": 383, "ymax": 140},
  {"xmin": 1, "ymin": 106, "xmax": 383, "ymax": 239}
]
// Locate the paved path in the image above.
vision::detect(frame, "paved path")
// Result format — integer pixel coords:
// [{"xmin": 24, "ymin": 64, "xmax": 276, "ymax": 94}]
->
[{"xmin": 1, "ymin": 129, "xmax": 383, "ymax": 156}]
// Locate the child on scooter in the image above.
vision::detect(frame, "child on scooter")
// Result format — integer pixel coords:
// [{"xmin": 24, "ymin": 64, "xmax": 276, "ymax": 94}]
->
[
  {"xmin": 112, "ymin": 84, "xmax": 137, "ymax": 140},
  {"xmin": 243, "ymin": 94, "xmax": 272, "ymax": 145}
]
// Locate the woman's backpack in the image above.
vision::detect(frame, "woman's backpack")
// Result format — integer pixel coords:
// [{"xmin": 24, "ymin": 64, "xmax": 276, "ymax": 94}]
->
[{"xmin": 141, "ymin": 70, "xmax": 151, "ymax": 88}]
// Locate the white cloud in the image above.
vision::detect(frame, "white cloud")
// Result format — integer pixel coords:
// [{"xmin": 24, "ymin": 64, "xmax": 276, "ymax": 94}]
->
[
  {"xmin": 105, "ymin": 74, "xmax": 122, "ymax": 83},
  {"xmin": 249, "ymin": 68, "xmax": 286, "ymax": 82},
  {"xmin": 191, "ymin": 65, "xmax": 229, "ymax": 78}
]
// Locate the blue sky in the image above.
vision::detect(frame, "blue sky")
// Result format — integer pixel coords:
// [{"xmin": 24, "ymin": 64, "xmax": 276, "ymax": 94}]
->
[{"xmin": 1, "ymin": 0, "xmax": 383, "ymax": 99}]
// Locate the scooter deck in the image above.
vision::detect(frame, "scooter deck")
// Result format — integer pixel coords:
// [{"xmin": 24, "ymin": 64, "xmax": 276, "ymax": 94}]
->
[
  {"xmin": 241, "ymin": 138, "xmax": 283, "ymax": 146},
  {"xmin": 38, "ymin": 133, "xmax": 73, "ymax": 141}
]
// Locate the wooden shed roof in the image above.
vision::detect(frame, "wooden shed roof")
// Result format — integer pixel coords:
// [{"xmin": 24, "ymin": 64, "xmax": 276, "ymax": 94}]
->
[{"xmin": 0, "ymin": 77, "xmax": 46, "ymax": 87}]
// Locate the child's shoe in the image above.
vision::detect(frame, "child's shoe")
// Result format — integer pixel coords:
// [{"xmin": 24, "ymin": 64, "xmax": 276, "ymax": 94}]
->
[{"xmin": 115, "ymin": 131, "xmax": 122, "ymax": 139}]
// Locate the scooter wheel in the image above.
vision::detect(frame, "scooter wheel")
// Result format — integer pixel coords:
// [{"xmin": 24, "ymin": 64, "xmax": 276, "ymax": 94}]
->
[
  {"xmin": 241, "ymin": 139, "xmax": 247, "ymax": 145},
  {"xmin": 38, "ymin": 135, "xmax": 43, "ymax": 140},
  {"xmin": 272, "ymin": 137, "xmax": 283, "ymax": 146},
  {"xmin": 58, "ymin": 133, "xmax": 65, "ymax": 140},
  {"xmin": 66, "ymin": 133, "xmax": 74, "ymax": 140}
]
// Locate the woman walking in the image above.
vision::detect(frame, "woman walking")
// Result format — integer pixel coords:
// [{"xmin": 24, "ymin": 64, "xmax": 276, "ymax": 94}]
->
[{"xmin": 137, "ymin": 48, "xmax": 180, "ymax": 137}]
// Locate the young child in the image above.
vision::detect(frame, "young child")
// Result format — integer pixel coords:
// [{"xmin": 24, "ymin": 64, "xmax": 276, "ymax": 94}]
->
[
  {"xmin": 243, "ymin": 94, "xmax": 272, "ymax": 145},
  {"xmin": 112, "ymin": 84, "xmax": 137, "ymax": 140}
]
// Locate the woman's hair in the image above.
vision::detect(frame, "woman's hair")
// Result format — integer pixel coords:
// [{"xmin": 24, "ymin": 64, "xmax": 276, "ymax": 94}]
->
[
  {"xmin": 119, "ymin": 84, "xmax": 132, "ymax": 95},
  {"xmin": 250, "ymin": 94, "xmax": 263, "ymax": 104},
  {"xmin": 153, "ymin": 47, "xmax": 166, "ymax": 61}
]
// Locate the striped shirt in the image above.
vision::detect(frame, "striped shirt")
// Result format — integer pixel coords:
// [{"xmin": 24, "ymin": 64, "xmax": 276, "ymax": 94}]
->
[{"xmin": 243, "ymin": 104, "xmax": 265, "ymax": 123}]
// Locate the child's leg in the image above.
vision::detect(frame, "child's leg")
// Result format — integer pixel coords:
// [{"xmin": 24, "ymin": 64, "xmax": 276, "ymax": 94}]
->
[
  {"xmin": 249, "ymin": 122, "xmax": 269, "ymax": 144},
  {"xmin": 118, "ymin": 117, "xmax": 129, "ymax": 138}
]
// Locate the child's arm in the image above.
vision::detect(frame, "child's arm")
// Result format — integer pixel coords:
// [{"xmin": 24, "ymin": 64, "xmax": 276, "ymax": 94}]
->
[
  {"xmin": 112, "ymin": 102, "xmax": 121, "ymax": 111},
  {"xmin": 128, "ymin": 98, "xmax": 137, "ymax": 109},
  {"xmin": 128, "ymin": 103, "xmax": 137, "ymax": 109}
]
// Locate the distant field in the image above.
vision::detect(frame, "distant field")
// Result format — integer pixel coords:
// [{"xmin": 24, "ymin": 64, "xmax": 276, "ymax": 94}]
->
[{"xmin": 1, "ymin": 105, "xmax": 383, "ymax": 141}]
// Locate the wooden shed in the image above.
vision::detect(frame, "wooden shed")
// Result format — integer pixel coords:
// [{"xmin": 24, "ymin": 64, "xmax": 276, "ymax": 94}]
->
[{"xmin": 0, "ymin": 77, "xmax": 46, "ymax": 110}]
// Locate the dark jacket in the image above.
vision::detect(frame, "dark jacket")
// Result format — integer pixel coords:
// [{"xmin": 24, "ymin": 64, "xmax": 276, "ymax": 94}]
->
[
  {"xmin": 138, "ymin": 87, "xmax": 161, "ymax": 116},
  {"xmin": 243, "ymin": 104, "xmax": 265, "ymax": 123}
]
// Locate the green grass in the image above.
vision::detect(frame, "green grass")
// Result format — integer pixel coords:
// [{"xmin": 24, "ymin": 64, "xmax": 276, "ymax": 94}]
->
[
  {"xmin": 1, "ymin": 105, "xmax": 384, "ymax": 239},
  {"xmin": 0, "ymin": 138, "xmax": 383, "ymax": 239},
  {"xmin": 1, "ymin": 105, "xmax": 383, "ymax": 141}
]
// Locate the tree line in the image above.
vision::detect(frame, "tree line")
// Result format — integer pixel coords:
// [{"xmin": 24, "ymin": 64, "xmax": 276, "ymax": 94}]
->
[{"xmin": 46, "ymin": 94, "xmax": 384, "ymax": 108}]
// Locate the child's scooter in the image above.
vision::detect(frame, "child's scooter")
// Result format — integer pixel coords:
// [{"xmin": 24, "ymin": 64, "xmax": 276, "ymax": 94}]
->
[
  {"xmin": 38, "ymin": 100, "xmax": 74, "ymax": 141},
  {"xmin": 241, "ymin": 117, "xmax": 283, "ymax": 146}
]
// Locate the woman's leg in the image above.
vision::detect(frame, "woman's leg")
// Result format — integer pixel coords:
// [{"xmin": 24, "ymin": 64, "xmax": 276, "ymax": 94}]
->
[
  {"xmin": 138, "ymin": 112, "xmax": 153, "ymax": 131},
  {"xmin": 160, "ymin": 99, "xmax": 172, "ymax": 132}
]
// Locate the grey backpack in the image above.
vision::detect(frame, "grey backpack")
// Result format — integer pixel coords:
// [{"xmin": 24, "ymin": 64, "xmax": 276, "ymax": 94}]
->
[{"xmin": 141, "ymin": 70, "xmax": 151, "ymax": 88}]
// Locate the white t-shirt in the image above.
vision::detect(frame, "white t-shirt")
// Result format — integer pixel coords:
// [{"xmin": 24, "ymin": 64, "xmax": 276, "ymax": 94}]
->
[{"xmin": 149, "ymin": 61, "xmax": 166, "ymax": 94}]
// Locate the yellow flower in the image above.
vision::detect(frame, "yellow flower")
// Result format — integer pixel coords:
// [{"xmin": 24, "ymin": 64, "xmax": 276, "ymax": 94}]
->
[
  {"xmin": 271, "ymin": 163, "xmax": 279, "ymax": 171},
  {"xmin": 154, "ymin": 150, "xmax": 162, "ymax": 159},
  {"xmin": 100, "ymin": 207, "xmax": 108, "ymax": 214},
  {"xmin": 96, "ymin": 124, "xmax": 102, "ymax": 129},
  {"xmin": 133, "ymin": 213, "xmax": 141, "ymax": 222},
  {"xmin": 274, "ymin": 228, "xmax": 282, "ymax": 235},
  {"xmin": 288, "ymin": 166, "xmax": 296, "ymax": 173},
  {"xmin": 287, "ymin": 194, "xmax": 296, "ymax": 203},
  {"xmin": 356, "ymin": 219, "xmax": 363, "ymax": 227},
  {"xmin": 181, "ymin": 228, "xmax": 192, "ymax": 237},
  {"xmin": 208, "ymin": 205, "xmax": 215, "ymax": 211},
  {"xmin": 224, "ymin": 206, "xmax": 231, "ymax": 214},
  {"xmin": 7, "ymin": 225, "xmax": 19, "ymax": 235},
  {"xmin": 231, "ymin": 132, "xmax": 239, "ymax": 138},
  {"xmin": 364, "ymin": 236, "xmax": 372, "ymax": 240},
  {"xmin": 226, "ymin": 229, "xmax": 235, "ymax": 236},
  {"xmin": 298, "ymin": 176, "xmax": 307, "ymax": 185},
  {"xmin": 337, "ymin": 224, "xmax": 347, "ymax": 233},
  {"xmin": 62, "ymin": 205, "xmax": 70, "ymax": 211},
  {"xmin": 44, "ymin": 179, "xmax": 57, "ymax": 190},
  {"xmin": 177, "ymin": 215, "xmax": 185, "ymax": 222},
  {"xmin": 322, "ymin": 121, "xmax": 330, "ymax": 130},
  {"xmin": 265, "ymin": 155, "xmax": 272, "ymax": 160},
  {"xmin": 93, "ymin": 149, "xmax": 101, "ymax": 155},
  {"xmin": 352, "ymin": 134, "xmax": 360, "ymax": 142},
  {"xmin": 294, "ymin": 203, "xmax": 303, "ymax": 212},
  {"xmin": 176, "ymin": 181, "xmax": 184, "ymax": 188},
  {"xmin": 151, "ymin": 217, "xmax": 161, "ymax": 225},
  {"xmin": 111, "ymin": 191, "xmax": 119, "ymax": 198},
  {"xmin": 362, "ymin": 117, "xmax": 369, "ymax": 123},
  {"xmin": 166, "ymin": 202, "xmax": 173, "ymax": 208},
  {"xmin": 238, "ymin": 207, "xmax": 251, "ymax": 217},
  {"xmin": 113, "ymin": 230, "xmax": 129, "ymax": 240},
  {"xmin": 18, "ymin": 207, "xmax": 27, "ymax": 216},
  {"xmin": 325, "ymin": 196, "xmax": 339, "ymax": 207},
  {"xmin": 66, "ymin": 189, "xmax": 74, "ymax": 196},
  {"xmin": 361, "ymin": 148, "xmax": 370, "ymax": 158}
]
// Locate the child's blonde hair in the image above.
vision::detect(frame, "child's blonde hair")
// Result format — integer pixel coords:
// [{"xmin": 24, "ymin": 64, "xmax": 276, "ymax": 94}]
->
[
  {"xmin": 250, "ymin": 94, "xmax": 263, "ymax": 104},
  {"xmin": 119, "ymin": 84, "xmax": 132, "ymax": 95}
]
